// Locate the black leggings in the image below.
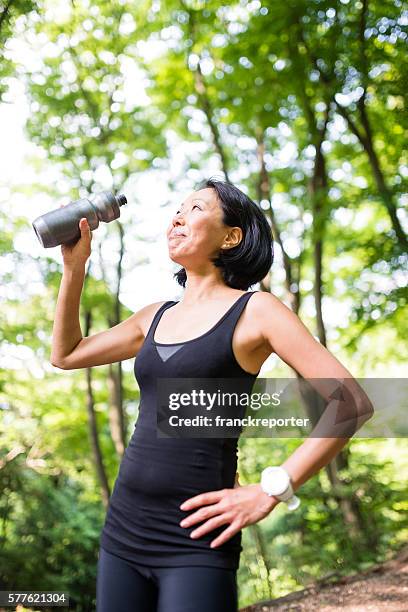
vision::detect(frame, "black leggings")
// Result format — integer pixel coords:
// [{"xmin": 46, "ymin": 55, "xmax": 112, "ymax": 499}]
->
[{"xmin": 96, "ymin": 547, "xmax": 238, "ymax": 612}]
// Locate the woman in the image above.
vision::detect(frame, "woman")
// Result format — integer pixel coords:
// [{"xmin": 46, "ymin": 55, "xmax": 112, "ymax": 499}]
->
[{"xmin": 51, "ymin": 178, "xmax": 372, "ymax": 611}]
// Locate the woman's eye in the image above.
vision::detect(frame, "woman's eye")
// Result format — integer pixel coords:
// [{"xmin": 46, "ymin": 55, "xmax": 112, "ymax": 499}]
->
[{"xmin": 175, "ymin": 205, "xmax": 200, "ymax": 214}]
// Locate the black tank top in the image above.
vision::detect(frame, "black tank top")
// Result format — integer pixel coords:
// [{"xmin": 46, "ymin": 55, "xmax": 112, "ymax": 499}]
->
[{"xmin": 100, "ymin": 291, "xmax": 260, "ymax": 569}]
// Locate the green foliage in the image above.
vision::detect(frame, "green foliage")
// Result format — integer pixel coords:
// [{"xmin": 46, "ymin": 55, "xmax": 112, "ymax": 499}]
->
[
  {"xmin": 237, "ymin": 438, "xmax": 408, "ymax": 606},
  {"xmin": 1, "ymin": 0, "xmax": 407, "ymax": 610},
  {"xmin": 0, "ymin": 453, "xmax": 104, "ymax": 611},
  {"xmin": 0, "ymin": 0, "xmax": 38, "ymax": 100}
]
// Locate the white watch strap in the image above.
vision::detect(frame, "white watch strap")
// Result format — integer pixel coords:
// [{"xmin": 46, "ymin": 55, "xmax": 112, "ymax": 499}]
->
[
  {"xmin": 261, "ymin": 466, "xmax": 301, "ymax": 510},
  {"xmin": 286, "ymin": 495, "xmax": 301, "ymax": 511},
  {"xmin": 276, "ymin": 479, "xmax": 301, "ymax": 510}
]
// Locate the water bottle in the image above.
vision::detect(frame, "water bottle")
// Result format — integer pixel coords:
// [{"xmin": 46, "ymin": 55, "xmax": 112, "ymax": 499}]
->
[{"xmin": 32, "ymin": 191, "xmax": 127, "ymax": 248}]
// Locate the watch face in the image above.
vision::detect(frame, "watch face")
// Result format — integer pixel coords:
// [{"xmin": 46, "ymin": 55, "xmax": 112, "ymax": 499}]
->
[{"xmin": 263, "ymin": 467, "xmax": 290, "ymax": 495}]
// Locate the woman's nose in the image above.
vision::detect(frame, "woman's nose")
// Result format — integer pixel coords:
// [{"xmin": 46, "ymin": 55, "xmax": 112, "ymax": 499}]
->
[{"xmin": 172, "ymin": 211, "xmax": 185, "ymax": 225}]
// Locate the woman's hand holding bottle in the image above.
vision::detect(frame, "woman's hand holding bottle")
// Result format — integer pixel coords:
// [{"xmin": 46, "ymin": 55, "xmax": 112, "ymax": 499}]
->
[{"xmin": 59, "ymin": 203, "xmax": 93, "ymax": 269}]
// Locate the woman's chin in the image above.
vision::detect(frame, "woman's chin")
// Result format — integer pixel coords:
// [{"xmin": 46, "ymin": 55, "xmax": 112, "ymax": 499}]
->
[
  {"xmin": 168, "ymin": 242, "xmax": 186, "ymax": 255},
  {"xmin": 168, "ymin": 251, "xmax": 185, "ymax": 264}
]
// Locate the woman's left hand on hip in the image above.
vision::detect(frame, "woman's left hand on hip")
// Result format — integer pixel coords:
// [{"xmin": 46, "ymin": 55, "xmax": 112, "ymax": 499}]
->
[{"xmin": 179, "ymin": 481, "xmax": 279, "ymax": 548}]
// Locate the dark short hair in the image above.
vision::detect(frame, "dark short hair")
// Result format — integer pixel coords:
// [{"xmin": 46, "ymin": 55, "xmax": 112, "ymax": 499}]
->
[{"xmin": 173, "ymin": 177, "xmax": 274, "ymax": 290}]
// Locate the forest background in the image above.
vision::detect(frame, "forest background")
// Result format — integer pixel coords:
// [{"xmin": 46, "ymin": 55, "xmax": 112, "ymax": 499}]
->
[{"xmin": 0, "ymin": 0, "xmax": 407, "ymax": 610}]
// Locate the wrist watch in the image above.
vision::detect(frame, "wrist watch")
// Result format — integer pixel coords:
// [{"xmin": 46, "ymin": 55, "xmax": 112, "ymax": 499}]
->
[{"xmin": 260, "ymin": 466, "xmax": 301, "ymax": 511}]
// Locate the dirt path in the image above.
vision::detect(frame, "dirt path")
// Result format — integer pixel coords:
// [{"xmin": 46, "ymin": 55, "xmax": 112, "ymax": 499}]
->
[{"xmin": 240, "ymin": 546, "xmax": 408, "ymax": 612}]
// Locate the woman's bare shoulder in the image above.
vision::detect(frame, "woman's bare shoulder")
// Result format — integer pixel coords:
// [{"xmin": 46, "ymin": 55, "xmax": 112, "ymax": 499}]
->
[
  {"xmin": 251, "ymin": 290, "xmax": 287, "ymax": 312},
  {"xmin": 249, "ymin": 290, "xmax": 296, "ymax": 343},
  {"xmin": 136, "ymin": 299, "xmax": 174, "ymax": 334}
]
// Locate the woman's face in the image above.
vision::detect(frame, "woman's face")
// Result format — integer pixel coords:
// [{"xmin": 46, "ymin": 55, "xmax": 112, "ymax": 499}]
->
[{"xmin": 166, "ymin": 187, "xmax": 241, "ymax": 267}]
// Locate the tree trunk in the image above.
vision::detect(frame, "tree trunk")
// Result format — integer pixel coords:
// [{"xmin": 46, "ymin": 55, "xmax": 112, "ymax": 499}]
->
[
  {"xmin": 309, "ymin": 116, "xmax": 328, "ymax": 347},
  {"xmin": 289, "ymin": 28, "xmax": 366, "ymax": 538},
  {"xmin": 240, "ymin": 463, "xmax": 273, "ymax": 599},
  {"xmin": 255, "ymin": 127, "xmax": 301, "ymax": 312},
  {"xmin": 194, "ymin": 62, "xmax": 231, "ymax": 182},
  {"xmin": 184, "ymin": 3, "xmax": 230, "ymax": 181},
  {"xmin": 107, "ymin": 364, "xmax": 125, "ymax": 457},
  {"xmin": 98, "ymin": 221, "xmax": 127, "ymax": 455},
  {"xmin": 336, "ymin": 101, "xmax": 407, "ymax": 250},
  {"xmin": 83, "ymin": 309, "xmax": 110, "ymax": 508}
]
